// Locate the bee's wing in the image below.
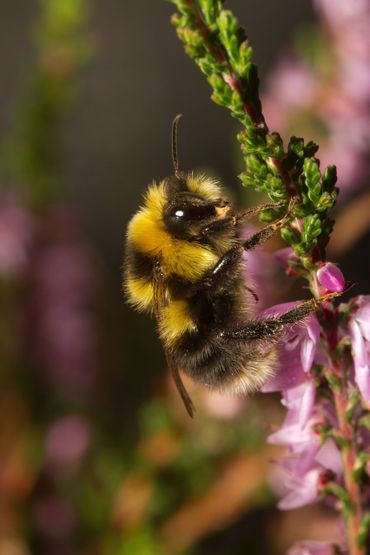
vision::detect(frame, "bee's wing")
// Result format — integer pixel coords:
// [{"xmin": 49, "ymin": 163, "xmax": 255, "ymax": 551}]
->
[{"xmin": 153, "ymin": 263, "xmax": 195, "ymax": 418}]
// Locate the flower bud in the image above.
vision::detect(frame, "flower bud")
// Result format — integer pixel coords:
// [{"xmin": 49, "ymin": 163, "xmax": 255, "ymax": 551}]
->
[{"xmin": 317, "ymin": 262, "xmax": 345, "ymax": 293}]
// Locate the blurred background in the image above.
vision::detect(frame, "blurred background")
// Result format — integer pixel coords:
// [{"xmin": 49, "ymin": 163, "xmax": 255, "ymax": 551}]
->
[{"xmin": 0, "ymin": 1, "xmax": 369, "ymax": 554}]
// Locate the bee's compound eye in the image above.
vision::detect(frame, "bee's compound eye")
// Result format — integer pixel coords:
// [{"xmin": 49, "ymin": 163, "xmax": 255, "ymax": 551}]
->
[{"xmin": 168, "ymin": 202, "xmax": 215, "ymax": 222}]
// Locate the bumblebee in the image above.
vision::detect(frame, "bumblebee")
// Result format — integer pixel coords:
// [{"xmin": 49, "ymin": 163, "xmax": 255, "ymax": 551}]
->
[{"xmin": 124, "ymin": 116, "xmax": 334, "ymax": 416}]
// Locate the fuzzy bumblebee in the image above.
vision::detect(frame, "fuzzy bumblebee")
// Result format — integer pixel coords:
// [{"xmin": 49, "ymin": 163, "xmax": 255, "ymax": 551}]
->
[{"xmin": 124, "ymin": 116, "xmax": 335, "ymax": 416}]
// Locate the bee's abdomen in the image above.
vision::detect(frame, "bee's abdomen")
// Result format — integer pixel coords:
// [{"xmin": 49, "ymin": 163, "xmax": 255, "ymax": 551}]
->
[{"xmin": 174, "ymin": 329, "xmax": 276, "ymax": 393}]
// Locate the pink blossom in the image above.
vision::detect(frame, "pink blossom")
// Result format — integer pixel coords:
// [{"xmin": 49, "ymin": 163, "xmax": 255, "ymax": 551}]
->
[
  {"xmin": 315, "ymin": 438, "xmax": 342, "ymax": 476},
  {"xmin": 274, "ymin": 246, "xmax": 296, "ymax": 269},
  {"xmin": 271, "ymin": 381, "xmax": 317, "ymax": 436},
  {"xmin": 0, "ymin": 197, "xmax": 33, "ymax": 276},
  {"xmin": 201, "ymin": 389, "xmax": 245, "ymax": 419},
  {"xmin": 28, "ymin": 207, "xmax": 97, "ymax": 396},
  {"xmin": 276, "ymin": 438, "xmax": 341, "ymax": 511},
  {"xmin": 348, "ymin": 297, "xmax": 370, "ymax": 406},
  {"xmin": 263, "ymin": 0, "xmax": 370, "ymax": 194},
  {"xmin": 300, "ymin": 317, "xmax": 321, "ymax": 372},
  {"xmin": 314, "ymin": 0, "xmax": 370, "ymax": 29},
  {"xmin": 32, "ymin": 243, "xmax": 96, "ymax": 392},
  {"xmin": 353, "ymin": 296, "xmax": 370, "ymax": 341},
  {"xmin": 269, "ymin": 382, "xmax": 341, "ymax": 476},
  {"xmin": 317, "ymin": 263, "xmax": 345, "ymax": 293},
  {"xmin": 278, "ymin": 468, "xmax": 322, "ymax": 510},
  {"xmin": 263, "ymin": 60, "xmax": 316, "ymax": 131},
  {"xmin": 262, "ymin": 302, "xmax": 321, "ymax": 392},
  {"xmin": 288, "ymin": 541, "xmax": 338, "ymax": 555},
  {"xmin": 46, "ymin": 415, "xmax": 91, "ymax": 467}
]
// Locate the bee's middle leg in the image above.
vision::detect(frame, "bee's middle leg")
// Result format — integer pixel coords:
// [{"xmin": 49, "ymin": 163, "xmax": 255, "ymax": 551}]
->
[{"xmin": 199, "ymin": 245, "xmax": 244, "ymax": 290}]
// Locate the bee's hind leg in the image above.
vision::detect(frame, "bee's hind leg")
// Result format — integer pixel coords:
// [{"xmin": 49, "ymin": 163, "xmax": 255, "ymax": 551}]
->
[{"xmin": 224, "ymin": 293, "xmax": 340, "ymax": 341}]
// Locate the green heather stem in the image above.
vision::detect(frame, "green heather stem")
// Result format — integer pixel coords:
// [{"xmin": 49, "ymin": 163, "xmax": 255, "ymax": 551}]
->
[
  {"xmin": 334, "ymin": 386, "xmax": 364, "ymax": 555},
  {"xmin": 316, "ymin": 268, "xmax": 366, "ymax": 552},
  {"xmin": 313, "ymin": 277, "xmax": 365, "ymax": 554}
]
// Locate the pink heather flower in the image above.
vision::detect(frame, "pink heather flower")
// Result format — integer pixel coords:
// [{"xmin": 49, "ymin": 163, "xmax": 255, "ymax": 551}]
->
[
  {"xmin": 262, "ymin": 303, "xmax": 321, "ymax": 392},
  {"xmin": 271, "ymin": 381, "xmax": 317, "ymax": 436},
  {"xmin": 288, "ymin": 541, "xmax": 338, "ymax": 555},
  {"xmin": 300, "ymin": 317, "xmax": 321, "ymax": 373},
  {"xmin": 263, "ymin": 300, "xmax": 342, "ymax": 512},
  {"xmin": 276, "ymin": 438, "xmax": 341, "ymax": 510},
  {"xmin": 267, "ymin": 371, "xmax": 342, "ymax": 509},
  {"xmin": 269, "ymin": 385, "xmax": 341, "ymax": 475},
  {"xmin": 0, "ymin": 196, "xmax": 33, "ymax": 276},
  {"xmin": 274, "ymin": 246, "xmax": 296, "ymax": 269},
  {"xmin": 317, "ymin": 263, "xmax": 345, "ymax": 293},
  {"xmin": 278, "ymin": 468, "xmax": 322, "ymax": 510},
  {"xmin": 315, "ymin": 438, "xmax": 343, "ymax": 476},
  {"xmin": 348, "ymin": 295, "xmax": 370, "ymax": 405}
]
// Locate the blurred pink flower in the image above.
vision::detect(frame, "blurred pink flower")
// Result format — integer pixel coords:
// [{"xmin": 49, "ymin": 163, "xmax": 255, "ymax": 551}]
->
[
  {"xmin": 29, "ymin": 206, "xmax": 97, "ymax": 396},
  {"xmin": 263, "ymin": 0, "xmax": 370, "ymax": 193},
  {"xmin": 288, "ymin": 540, "xmax": 339, "ymax": 555},
  {"xmin": 46, "ymin": 414, "xmax": 91, "ymax": 468},
  {"xmin": 201, "ymin": 389, "xmax": 245, "ymax": 419},
  {"xmin": 242, "ymin": 226, "xmax": 278, "ymax": 309},
  {"xmin": 0, "ymin": 196, "xmax": 33, "ymax": 276},
  {"xmin": 275, "ymin": 246, "xmax": 297, "ymax": 269},
  {"xmin": 35, "ymin": 494, "xmax": 75, "ymax": 541},
  {"xmin": 314, "ymin": 0, "xmax": 369, "ymax": 31}
]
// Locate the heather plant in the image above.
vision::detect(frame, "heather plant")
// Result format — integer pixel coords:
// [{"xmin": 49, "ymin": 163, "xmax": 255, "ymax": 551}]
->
[{"xmin": 169, "ymin": 1, "xmax": 370, "ymax": 553}]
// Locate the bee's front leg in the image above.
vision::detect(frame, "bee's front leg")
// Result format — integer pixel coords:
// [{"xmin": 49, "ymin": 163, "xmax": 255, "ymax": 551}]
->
[
  {"xmin": 242, "ymin": 197, "xmax": 296, "ymax": 251},
  {"xmin": 235, "ymin": 200, "xmax": 285, "ymax": 225}
]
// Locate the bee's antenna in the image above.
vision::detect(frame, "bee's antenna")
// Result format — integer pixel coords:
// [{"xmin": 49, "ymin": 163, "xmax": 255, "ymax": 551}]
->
[{"xmin": 172, "ymin": 114, "xmax": 183, "ymax": 178}]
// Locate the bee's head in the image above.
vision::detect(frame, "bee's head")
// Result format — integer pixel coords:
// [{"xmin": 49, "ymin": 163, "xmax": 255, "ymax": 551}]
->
[
  {"xmin": 161, "ymin": 115, "xmax": 235, "ymax": 244},
  {"xmin": 163, "ymin": 175, "xmax": 234, "ymax": 242}
]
